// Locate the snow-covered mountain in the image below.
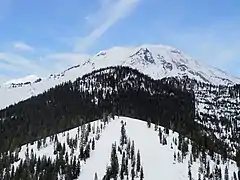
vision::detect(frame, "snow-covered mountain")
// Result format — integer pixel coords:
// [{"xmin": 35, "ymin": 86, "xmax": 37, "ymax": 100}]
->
[
  {"xmin": 0, "ymin": 44, "xmax": 239, "ymax": 110},
  {"xmin": 1, "ymin": 116, "xmax": 239, "ymax": 179},
  {"xmin": 2, "ymin": 75, "xmax": 41, "ymax": 87}
]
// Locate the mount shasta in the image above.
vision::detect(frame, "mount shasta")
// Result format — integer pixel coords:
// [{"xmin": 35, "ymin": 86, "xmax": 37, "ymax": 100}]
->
[
  {"xmin": 0, "ymin": 44, "xmax": 240, "ymax": 180},
  {"xmin": 1, "ymin": 44, "xmax": 239, "ymax": 110}
]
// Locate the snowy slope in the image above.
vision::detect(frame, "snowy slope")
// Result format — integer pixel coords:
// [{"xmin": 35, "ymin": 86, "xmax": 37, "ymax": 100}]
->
[
  {"xmin": 4, "ymin": 116, "xmax": 239, "ymax": 180},
  {"xmin": 1, "ymin": 44, "xmax": 240, "ymax": 110},
  {"xmin": 3, "ymin": 75, "xmax": 41, "ymax": 86},
  {"xmin": 91, "ymin": 45, "xmax": 240, "ymax": 85}
]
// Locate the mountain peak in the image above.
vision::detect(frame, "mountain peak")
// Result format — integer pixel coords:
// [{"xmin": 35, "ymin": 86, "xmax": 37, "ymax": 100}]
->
[{"xmin": 1, "ymin": 44, "xmax": 239, "ymax": 110}]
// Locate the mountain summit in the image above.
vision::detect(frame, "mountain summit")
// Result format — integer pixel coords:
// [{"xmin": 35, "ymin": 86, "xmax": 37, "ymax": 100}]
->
[
  {"xmin": 90, "ymin": 44, "xmax": 239, "ymax": 85},
  {"xmin": 0, "ymin": 44, "xmax": 239, "ymax": 110}
]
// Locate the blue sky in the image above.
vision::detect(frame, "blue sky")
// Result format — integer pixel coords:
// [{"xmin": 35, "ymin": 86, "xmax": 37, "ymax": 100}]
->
[{"xmin": 0, "ymin": 0, "xmax": 240, "ymax": 83}]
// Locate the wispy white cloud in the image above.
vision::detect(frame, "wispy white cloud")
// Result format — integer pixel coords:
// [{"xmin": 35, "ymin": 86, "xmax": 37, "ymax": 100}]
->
[
  {"xmin": 0, "ymin": 52, "xmax": 90, "ymax": 84},
  {"xmin": 75, "ymin": 0, "xmax": 140, "ymax": 52},
  {"xmin": 0, "ymin": 0, "xmax": 140, "ymax": 83},
  {"xmin": 13, "ymin": 42, "xmax": 35, "ymax": 52},
  {"xmin": 160, "ymin": 21, "xmax": 240, "ymax": 76},
  {"xmin": 0, "ymin": 52, "xmax": 47, "ymax": 76},
  {"xmin": 43, "ymin": 53, "xmax": 90, "ymax": 71},
  {"xmin": 0, "ymin": 74, "xmax": 10, "ymax": 85}
]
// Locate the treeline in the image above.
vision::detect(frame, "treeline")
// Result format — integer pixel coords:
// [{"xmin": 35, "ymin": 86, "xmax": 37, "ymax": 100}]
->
[
  {"xmin": 0, "ymin": 66, "xmax": 194, "ymax": 153},
  {"xmin": 102, "ymin": 120, "xmax": 144, "ymax": 180},
  {"xmin": 0, "ymin": 116, "xmax": 110, "ymax": 179}
]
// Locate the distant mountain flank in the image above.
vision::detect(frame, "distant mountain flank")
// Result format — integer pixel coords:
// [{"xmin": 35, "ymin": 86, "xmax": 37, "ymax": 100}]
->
[
  {"xmin": 0, "ymin": 44, "xmax": 239, "ymax": 110},
  {"xmin": 0, "ymin": 46, "xmax": 240, "ymax": 179},
  {"xmin": 3, "ymin": 75, "xmax": 42, "ymax": 87}
]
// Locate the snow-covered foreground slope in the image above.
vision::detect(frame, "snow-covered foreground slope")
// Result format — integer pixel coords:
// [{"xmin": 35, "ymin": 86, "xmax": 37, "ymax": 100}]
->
[
  {"xmin": 81, "ymin": 117, "xmax": 239, "ymax": 180},
  {"xmin": 3, "ymin": 116, "xmax": 239, "ymax": 180},
  {"xmin": 1, "ymin": 44, "xmax": 240, "ymax": 110}
]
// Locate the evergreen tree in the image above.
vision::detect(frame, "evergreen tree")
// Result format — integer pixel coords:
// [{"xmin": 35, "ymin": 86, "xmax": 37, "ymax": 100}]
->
[
  {"xmin": 206, "ymin": 160, "xmax": 210, "ymax": 178},
  {"xmin": 120, "ymin": 152, "xmax": 125, "ymax": 180},
  {"xmin": 37, "ymin": 140, "xmax": 41, "ymax": 150},
  {"xmin": 120, "ymin": 124, "xmax": 127, "ymax": 147},
  {"xmin": 132, "ymin": 153, "xmax": 136, "ymax": 169},
  {"xmin": 158, "ymin": 128, "xmax": 162, "ymax": 144},
  {"xmin": 198, "ymin": 172, "xmax": 201, "ymax": 180},
  {"xmin": 76, "ymin": 160, "xmax": 81, "ymax": 177},
  {"xmin": 173, "ymin": 151, "xmax": 176, "ymax": 162},
  {"xmin": 125, "ymin": 157, "xmax": 129, "ymax": 176},
  {"xmin": 233, "ymin": 172, "xmax": 237, "ymax": 180},
  {"xmin": 236, "ymin": 150, "xmax": 240, "ymax": 168},
  {"xmin": 94, "ymin": 172, "xmax": 98, "ymax": 180},
  {"xmin": 126, "ymin": 139, "xmax": 131, "ymax": 158},
  {"xmin": 103, "ymin": 166, "xmax": 111, "ymax": 180},
  {"xmin": 131, "ymin": 141, "xmax": 135, "ymax": 160},
  {"xmin": 224, "ymin": 166, "xmax": 229, "ymax": 180},
  {"xmin": 72, "ymin": 156, "xmax": 77, "ymax": 178},
  {"xmin": 177, "ymin": 152, "xmax": 182, "ymax": 163},
  {"xmin": 190, "ymin": 153, "xmax": 193, "ymax": 165},
  {"xmin": 219, "ymin": 167, "xmax": 222, "ymax": 179},
  {"xmin": 201, "ymin": 148, "xmax": 206, "ymax": 168},
  {"xmin": 140, "ymin": 166, "xmax": 144, "ymax": 180},
  {"xmin": 136, "ymin": 150, "xmax": 141, "ymax": 173},
  {"xmin": 131, "ymin": 167, "xmax": 135, "ymax": 180},
  {"xmin": 80, "ymin": 146, "xmax": 84, "ymax": 160},
  {"xmin": 188, "ymin": 161, "xmax": 192, "ymax": 180},
  {"xmin": 182, "ymin": 139, "xmax": 189, "ymax": 158},
  {"xmin": 92, "ymin": 138, "xmax": 95, "ymax": 150},
  {"xmin": 120, "ymin": 164, "xmax": 124, "ymax": 180},
  {"xmin": 11, "ymin": 165, "xmax": 15, "ymax": 178},
  {"xmin": 162, "ymin": 136, "xmax": 167, "ymax": 145},
  {"xmin": 147, "ymin": 118, "xmax": 151, "ymax": 128},
  {"xmin": 110, "ymin": 143, "xmax": 119, "ymax": 180},
  {"xmin": 84, "ymin": 143, "xmax": 91, "ymax": 159},
  {"xmin": 87, "ymin": 123, "xmax": 91, "ymax": 133},
  {"xmin": 65, "ymin": 152, "xmax": 69, "ymax": 163}
]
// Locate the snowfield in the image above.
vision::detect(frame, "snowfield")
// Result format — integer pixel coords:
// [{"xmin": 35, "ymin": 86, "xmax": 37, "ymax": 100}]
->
[
  {"xmin": 7, "ymin": 116, "xmax": 239, "ymax": 180},
  {"xmin": 1, "ymin": 44, "xmax": 240, "ymax": 110}
]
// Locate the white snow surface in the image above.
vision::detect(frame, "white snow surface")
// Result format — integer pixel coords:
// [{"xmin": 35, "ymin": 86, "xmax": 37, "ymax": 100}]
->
[
  {"xmin": 11, "ymin": 116, "xmax": 239, "ymax": 180},
  {"xmin": 1, "ymin": 44, "xmax": 240, "ymax": 110},
  {"xmin": 3, "ymin": 75, "xmax": 41, "ymax": 86}
]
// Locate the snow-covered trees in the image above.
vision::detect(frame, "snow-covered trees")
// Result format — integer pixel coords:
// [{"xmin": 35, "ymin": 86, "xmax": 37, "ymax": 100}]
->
[
  {"xmin": 147, "ymin": 118, "xmax": 151, "ymax": 128},
  {"xmin": 110, "ymin": 142, "xmax": 119, "ymax": 180},
  {"xmin": 94, "ymin": 172, "xmax": 98, "ymax": 180},
  {"xmin": 136, "ymin": 150, "xmax": 141, "ymax": 173},
  {"xmin": 140, "ymin": 166, "xmax": 144, "ymax": 180},
  {"xmin": 102, "ymin": 122, "xmax": 145, "ymax": 180},
  {"xmin": 120, "ymin": 123, "xmax": 127, "ymax": 147}
]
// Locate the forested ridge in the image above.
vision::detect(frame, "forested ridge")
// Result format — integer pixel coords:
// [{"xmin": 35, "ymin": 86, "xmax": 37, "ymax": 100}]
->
[
  {"xmin": 0, "ymin": 66, "xmax": 239, "ymax": 166},
  {"xmin": 0, "ymin": 66, "xmax": 194, "ymax": 153}
]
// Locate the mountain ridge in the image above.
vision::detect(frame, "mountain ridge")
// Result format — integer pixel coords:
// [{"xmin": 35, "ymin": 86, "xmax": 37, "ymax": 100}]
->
[
  {"xmin": 2, "ymin": 44, "xmax": 239, "ymax": 87},
  {"xmin": 1, "ymin": 116, "xmax": 239, "ymax": 180},
  {"xmin": 0, "ymin": 44, "xmax": 239, "ymax": 110}
]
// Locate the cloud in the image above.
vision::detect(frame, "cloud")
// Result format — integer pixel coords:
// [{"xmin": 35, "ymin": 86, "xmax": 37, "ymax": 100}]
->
[
  {"xmin": 43, "ymin": 53, "xmax": 90, "ymax": 71},
  {"xmin": 0, "ymin": 74, "xmax": 11, "ymax": 85},
  {"xmin": 0, "ymin": 0, "xmax": 140, "ymax": 83},
  {"xmin": 0, "ymin": 51, "xmax": 91, "ymax": 84},
  {"xmin": 0, "ymin": 52, "xmax": 47, "ymax": 77},
  {"xmin": 160, "ymin": 22, "xmax": 240, "ymax": 77},
  {"xmin": 13, "ymin": 42, "xmax": 35, "ymax": 52},
  {"xmin": 75, "ymin": 0, "xmax": 140, "ymax": 52}
]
